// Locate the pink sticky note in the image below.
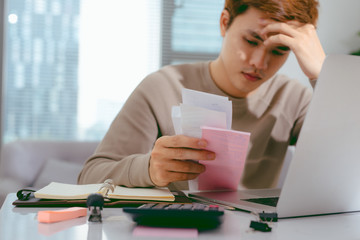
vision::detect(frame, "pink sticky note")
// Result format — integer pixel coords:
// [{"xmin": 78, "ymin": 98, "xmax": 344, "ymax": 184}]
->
[
  {"xmin": 199, "ymin": 126, "xmax": 251, "ymax": 190},
  {"xmin": 132, "ymin": 226, "xmax": 198, "ymax": 238},
  {"xmin": 38, "ymin": 207, "xmax": 87, "ymax": 223},
  {"xmin": 38, "ymin": 215, "xmax": 86, "ymax": 236}
]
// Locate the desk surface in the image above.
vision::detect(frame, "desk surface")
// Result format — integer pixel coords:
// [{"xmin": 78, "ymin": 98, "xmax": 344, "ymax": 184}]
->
[{"xmin": 1, "ymin": 193, "xmax": 360, "ymax": 240}]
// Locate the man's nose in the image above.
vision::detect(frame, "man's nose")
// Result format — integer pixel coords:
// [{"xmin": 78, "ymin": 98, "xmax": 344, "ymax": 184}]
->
[{"xmin": 249, "ymin": 47, "xmax": 268, "ymax": 70}]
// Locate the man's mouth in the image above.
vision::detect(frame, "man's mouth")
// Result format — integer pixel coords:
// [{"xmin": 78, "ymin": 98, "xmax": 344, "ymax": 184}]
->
[{"xmin": 242, "ymin": 72, "xmax": 262, "ymax": 82}]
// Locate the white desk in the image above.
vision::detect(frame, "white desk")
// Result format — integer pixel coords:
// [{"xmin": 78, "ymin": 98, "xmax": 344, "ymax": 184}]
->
[{"xmin": 1, "ymin": 193, "xmax": 360, "ymax": 240}]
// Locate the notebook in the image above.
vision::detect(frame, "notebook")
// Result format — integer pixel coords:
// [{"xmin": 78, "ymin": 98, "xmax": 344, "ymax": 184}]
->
[
  {"xmin": 34, "ymin": 181, "xmax": 175, "ymax": 202},
  {"xmin": 189, "ymin": 54, "xmax": 360, "ymax": 218}
]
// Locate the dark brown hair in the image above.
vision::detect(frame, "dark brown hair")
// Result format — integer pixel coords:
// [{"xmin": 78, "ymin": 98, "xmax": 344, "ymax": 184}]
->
[{"xmin": 224, "ymin": 0, "xmax": 319, "ymax": 27}]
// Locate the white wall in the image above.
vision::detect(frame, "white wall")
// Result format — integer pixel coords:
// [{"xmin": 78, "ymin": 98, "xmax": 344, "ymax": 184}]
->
[{"xmin": 278, "ymin": 0, "xmax": 360, "ymax": 87}]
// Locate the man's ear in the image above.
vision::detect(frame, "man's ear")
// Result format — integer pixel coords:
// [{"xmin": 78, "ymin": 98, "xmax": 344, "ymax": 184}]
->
[{"xmin": 220, "ymin": 9, "xmax": 230, "ymax": 37}]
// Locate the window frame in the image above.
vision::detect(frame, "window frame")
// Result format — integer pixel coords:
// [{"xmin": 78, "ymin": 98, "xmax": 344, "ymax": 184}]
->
[{"xmin": 161, "ymin": 0, "xmax": 219, "ymax": 66}]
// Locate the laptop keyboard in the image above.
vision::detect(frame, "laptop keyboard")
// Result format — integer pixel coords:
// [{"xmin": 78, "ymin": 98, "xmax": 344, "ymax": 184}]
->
[{"xmin": 244, "ymin": 197, "xmax": 279, "ymax": 207}]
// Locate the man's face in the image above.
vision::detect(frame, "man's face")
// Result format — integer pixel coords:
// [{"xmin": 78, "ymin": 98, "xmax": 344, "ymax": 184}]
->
[{"xmin": 216, "ymin": 7, "xmax": 290, "ymax": 98}]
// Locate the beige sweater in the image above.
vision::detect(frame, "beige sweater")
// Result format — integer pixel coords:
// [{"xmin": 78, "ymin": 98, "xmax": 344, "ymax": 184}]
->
[{"xmin": 78, "ymin": 62, "xmax": 312, "ymax": 189}]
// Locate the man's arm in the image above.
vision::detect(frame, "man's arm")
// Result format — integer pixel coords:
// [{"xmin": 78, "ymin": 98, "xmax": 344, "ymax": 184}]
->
[{"xmin": 78, "ymin": 70, "xmax": 216, "ymax": 187}]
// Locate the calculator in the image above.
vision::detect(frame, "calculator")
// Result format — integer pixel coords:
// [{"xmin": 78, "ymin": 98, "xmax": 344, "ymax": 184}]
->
[{"xmin": 123, "ymin": 203, "xmax": 224, "ymax": 230}]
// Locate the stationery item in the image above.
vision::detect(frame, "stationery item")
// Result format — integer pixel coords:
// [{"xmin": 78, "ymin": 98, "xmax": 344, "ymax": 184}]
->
[
  {"xmin": 38, "ymin": 214, "xmax": 87, "ymax": 236},
  {"xmin": 37, "ymin": 207, "xmax": 87, "ymax": 223},
  {"xmin": 249, "ymin": 221, "xmax": 272, "ymax": 232},
  {"xmin": 198, "ymin": 126, "xmax": 250, "ymax": 190},
  {"xmin": 34, "ymin": 181, "xmax": 175, "ymax": 202},
  {"xmin": 87, "ymin": 193, "xmax": 104, "ymax": 222},
  {"xmin": 124, "ymin": 202, "xmax": 224, "ymax": 230},
  {"xmin": 16, "ymin": 188, "xmax": 36, "ymax": 200}
]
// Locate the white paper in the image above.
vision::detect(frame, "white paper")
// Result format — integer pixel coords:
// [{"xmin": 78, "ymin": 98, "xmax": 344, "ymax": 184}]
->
[
  {"xmin": 171, "ymin": 106, "xmax": 182, "ymax": 135},
  {"xmin": 180, "ymin": 104, "xmax": 227, "ymax": 138},
  {"xmin": 182, "ymin": 88, "xmax": 232, "ymax": 129}
]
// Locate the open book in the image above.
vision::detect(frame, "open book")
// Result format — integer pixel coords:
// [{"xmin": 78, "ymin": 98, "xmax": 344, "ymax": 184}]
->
[{"xmin": 34, "ymin": 181, "xmax": 175, "ymax": 202}]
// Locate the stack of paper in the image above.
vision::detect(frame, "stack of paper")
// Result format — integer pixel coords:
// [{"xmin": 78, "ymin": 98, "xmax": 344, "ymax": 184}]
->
[{"xmin": 172, "ymin": 89, "xmax": 250, "ymax": 191}]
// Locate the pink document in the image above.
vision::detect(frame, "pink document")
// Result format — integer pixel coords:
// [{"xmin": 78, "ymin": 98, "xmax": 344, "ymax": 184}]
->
[{"xmin": 198, "ymin": 126, "xmax": 251, "ymax": 190}]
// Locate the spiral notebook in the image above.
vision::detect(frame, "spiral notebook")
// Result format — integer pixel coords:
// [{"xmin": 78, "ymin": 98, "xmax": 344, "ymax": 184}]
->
[{"xmin": 34, "ymin": 181, "xmax": 175, "ymax": 202}]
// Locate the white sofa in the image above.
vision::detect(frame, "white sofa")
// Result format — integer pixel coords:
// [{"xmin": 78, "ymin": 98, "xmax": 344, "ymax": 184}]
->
[{"xmin": 0, "ymin": 140, "xmax": 99, "ymax": 206}]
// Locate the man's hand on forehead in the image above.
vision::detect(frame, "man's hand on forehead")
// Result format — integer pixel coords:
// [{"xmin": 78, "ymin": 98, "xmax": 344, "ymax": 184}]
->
[{"xmin": 257, "ymin": 18, "xmax": 325, "ymax": 80}]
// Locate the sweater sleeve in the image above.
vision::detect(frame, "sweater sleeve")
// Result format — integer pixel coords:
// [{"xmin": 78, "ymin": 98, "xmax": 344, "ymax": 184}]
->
[
  {"xmin": 78, "ymin": 77, "xmax": 161, "ymax": 187},
  {"xmin": 289, "ymin": 86, "xmax": 313, "ymax": 145}
]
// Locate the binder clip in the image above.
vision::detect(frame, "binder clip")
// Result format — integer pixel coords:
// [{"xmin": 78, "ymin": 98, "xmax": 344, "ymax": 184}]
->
[
  {"xmin": 87, "ymin": 193, "xmax": 104, "ymax": 223},
  {"xmin": 249, "ymin": 220, "xmax": 272, "ymax": 232},
  {"xmin": 249, "ymin": 211, "xmax": 276, "ymax": 232},
  {"xmin": 259, "ymin": 212, "xmax": 278, "ymax": 222}
]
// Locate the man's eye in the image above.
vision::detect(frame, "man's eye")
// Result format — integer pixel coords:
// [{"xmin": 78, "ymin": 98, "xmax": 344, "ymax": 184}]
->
[
  {"xmin": 246, "ymin": 39, "xmax": 258, "ymax": 46},
  {"xmin": 272, "ymin": 50, "xmax": 285, "ymax": 56}
]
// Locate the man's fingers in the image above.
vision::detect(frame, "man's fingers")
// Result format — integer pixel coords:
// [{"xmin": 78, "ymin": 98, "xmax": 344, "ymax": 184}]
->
[
  {"xmin": 151, "ymin": 158, "xmax": 206, "ymax": 175},
  {"xmin": 150, "ymin": 135, "xmax": 215, "ymax": 187},
  {"xmin": 154, "ymin": 171, "xmax": 202, "ymax": 187},
  {"xmin": 167, "ymin": 172, "xmax": 201, "ymax": 181},
  {"xmin": 157, "ymin": 135, "xmax": 208, "ymax": 149},
  {"xmin": 169, "ymin": 160, "xmax": 206, "ymax": 174},
  {"xmin": 149, "ymin": 156, "xmax": 208, "ymax": 187},
  {"xmin": 163, "ymin": 147, "xmax": 216, "ymax": 161},
  {"xmin": 264, "ymin": 34, "xmax": 295, "ymax": 50},
  {"xmin": 259, "ymin": 20, "xmax": 304, "ymax": 38}
]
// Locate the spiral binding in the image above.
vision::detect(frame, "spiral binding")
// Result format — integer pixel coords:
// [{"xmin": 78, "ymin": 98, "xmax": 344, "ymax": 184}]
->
[{"xmin": 97, "ymin": 179, "xmax": 115, "ymax": 197}]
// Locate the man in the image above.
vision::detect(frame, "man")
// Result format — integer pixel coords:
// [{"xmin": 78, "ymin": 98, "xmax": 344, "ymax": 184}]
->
[{"xmin": 78, "ymin": 0, "xmax": 325, "ymax": 190}]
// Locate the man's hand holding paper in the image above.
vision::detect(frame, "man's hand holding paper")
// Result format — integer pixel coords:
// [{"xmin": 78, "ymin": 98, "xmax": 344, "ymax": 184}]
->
[
  {"xmin": 169, "ymin": 89, "xmax": 251, "ymax": 191},
  {"xmin": 149, "ymin": 135, "xmax": 216, "ymax": 187}
]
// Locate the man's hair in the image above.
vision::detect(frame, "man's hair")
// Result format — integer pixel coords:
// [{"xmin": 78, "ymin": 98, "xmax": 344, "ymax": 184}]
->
[{"xmin": 224, "ymin": 0, "xmax": 319, "ymax": 28}]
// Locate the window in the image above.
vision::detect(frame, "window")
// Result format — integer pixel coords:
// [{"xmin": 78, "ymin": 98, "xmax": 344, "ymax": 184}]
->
[
  {"xmin": 2, "ymin": 0, "xmax": 224, "ymax": 143},
  {"xmin": 162, "ymin": 0, "xmax": 223, "ymax": 65}
]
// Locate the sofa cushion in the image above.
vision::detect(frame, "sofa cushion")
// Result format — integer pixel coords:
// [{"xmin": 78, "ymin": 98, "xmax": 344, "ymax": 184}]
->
[{"xmin": 33, "ymin": 158, "xmax": 84, "ymax": 189}]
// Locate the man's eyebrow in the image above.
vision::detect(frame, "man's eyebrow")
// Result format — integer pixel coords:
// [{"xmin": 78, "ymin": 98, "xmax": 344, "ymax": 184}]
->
[{"xmin": 247, "ymin": 30, "xmax": 264, "ymax": 41}]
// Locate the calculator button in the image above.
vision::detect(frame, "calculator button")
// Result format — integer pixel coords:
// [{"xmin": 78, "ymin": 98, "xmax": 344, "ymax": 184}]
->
[
  {"xmin": 181, "ymin": 204, "xmax": 193, "ymax": 210},
  {"xmin": 153, "ymin": 204, "xmax": 168, "ymax": 209},
  {"xmin": 139, "ymin": 203, "xmax": 156, "ymax": 209},
  {"xmin": 167, "ymin": 204, "xmax": 183, "ymax": 209}
]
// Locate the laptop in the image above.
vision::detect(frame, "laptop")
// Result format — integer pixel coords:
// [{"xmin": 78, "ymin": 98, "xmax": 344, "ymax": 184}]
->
[{"xmin": 189, "ymin": 54, "xmax": 360, "ymax": 218}]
